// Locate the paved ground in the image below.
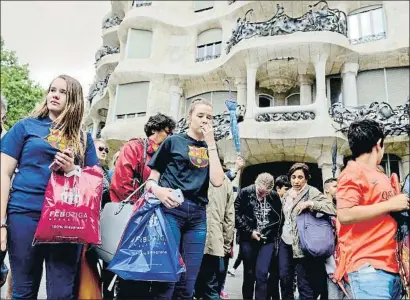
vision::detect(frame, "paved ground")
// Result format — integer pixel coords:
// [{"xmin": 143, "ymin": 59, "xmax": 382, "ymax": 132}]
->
[{"xmin": 1, "ymin": 247, "xmax": 243, "ymax": 300}]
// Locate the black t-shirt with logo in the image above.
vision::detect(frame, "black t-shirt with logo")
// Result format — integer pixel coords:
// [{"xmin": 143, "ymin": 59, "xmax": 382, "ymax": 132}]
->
[{"xmin": 148, "ymin": 133, "xmax": 210, "ymax": 205}]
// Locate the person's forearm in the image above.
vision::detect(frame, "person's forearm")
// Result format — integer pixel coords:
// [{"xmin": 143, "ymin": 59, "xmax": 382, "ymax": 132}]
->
[
  {"xmin": 146, "ymin": 170, "xmax": 161, "ymax": 195},
  {"xmin": 1, "ymin": 174, "xmax": 11, "ymax": 221},
  {"xmin": 208, "ymin": 148, "xmax": 224, "ymax": 187},
  {"xmin": 338, "ymin": 202, "xmax": 391, "ymax": 225}
]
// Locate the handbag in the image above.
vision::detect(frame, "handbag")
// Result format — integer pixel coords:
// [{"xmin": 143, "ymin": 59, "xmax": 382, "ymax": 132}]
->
[
  {"xmin": 296, "ymin": 211, "xmax": 335, "ymax": 258},
  {"xmin": 94, "ymin": 138, "xmax": 148, "ymax": 263},
  {"xmin": 0, "ymin": 250, "xmax": 8, "ymax": 288}
]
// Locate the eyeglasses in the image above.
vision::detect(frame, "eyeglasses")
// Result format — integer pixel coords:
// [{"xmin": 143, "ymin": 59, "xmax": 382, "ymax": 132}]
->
[{"xmin": 98, "ymin": 146, "xmax": 109, "ymax": 153}]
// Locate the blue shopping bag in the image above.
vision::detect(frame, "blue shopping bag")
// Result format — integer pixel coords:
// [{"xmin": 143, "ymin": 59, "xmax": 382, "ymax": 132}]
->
[{"xmin": 107, "ymin": 193, "xmax": 186, "ymax": 282}]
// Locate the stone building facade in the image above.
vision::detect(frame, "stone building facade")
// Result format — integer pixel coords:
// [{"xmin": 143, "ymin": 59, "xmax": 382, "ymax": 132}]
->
[{"xmin": 85, "ymin": 0, "xmax": 409, "ymax": 190}]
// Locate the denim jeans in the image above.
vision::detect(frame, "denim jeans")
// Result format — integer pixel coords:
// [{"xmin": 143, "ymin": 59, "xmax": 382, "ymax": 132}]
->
[
  {"xmin": 7, "ymin": 212, "xmax": 82, "ymax": 300},
  {"xmin": 195, "ymin": 254, "xmax": 225, "ymax": 300},
  {"xmin": 241, "ymin": 241, "xmax": 274, "ymax": 300},
  {"xmin": 348, "ymin": 264, "xmax": 402, "ymax": 299},
  {"xmin": 151, "ymin": 200, "xmax": 207, "ymax": 300}
]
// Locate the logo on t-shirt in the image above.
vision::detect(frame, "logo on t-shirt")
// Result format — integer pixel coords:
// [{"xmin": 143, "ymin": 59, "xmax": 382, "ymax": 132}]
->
[
  {"xmin": 45, "ymin": 128, "xmax": 68, "ymax": 151},
  {"xmin": 188, "ymin": 146, "xmax": 209, "ymax": 168}
]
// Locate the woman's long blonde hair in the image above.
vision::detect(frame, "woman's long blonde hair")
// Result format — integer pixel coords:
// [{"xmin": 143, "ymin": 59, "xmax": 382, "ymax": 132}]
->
[{"xmin": 31, "ymin": 74, "xmax": 85, "ymax": 161}]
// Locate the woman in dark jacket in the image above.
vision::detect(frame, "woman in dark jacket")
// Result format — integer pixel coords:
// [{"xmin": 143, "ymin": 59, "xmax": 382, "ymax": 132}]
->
[{"xmin": 235, "ymin": 173, "xmax": 284, "ymax": 300}]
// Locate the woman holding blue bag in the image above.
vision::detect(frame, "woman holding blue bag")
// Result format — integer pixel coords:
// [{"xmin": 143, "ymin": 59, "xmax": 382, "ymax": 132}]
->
[
  {"xmin": 279, "ymin": 163, "xmax": 336, "ymax": 300},
  {"xmin": 145, "ymin": 98, "xmax": 225, "ymax": 299}
]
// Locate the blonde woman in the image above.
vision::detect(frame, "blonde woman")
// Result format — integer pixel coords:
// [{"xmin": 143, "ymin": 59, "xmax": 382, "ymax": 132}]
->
[{"xmin": 0, "ymin": 75, "xmax": 98, "ymax": 299}]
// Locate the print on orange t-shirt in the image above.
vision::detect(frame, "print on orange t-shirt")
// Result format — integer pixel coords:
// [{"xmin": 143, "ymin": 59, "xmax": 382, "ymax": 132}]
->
[{"xmin": 334, "ymin": 160, "xmax": 399, "ymax": 281}]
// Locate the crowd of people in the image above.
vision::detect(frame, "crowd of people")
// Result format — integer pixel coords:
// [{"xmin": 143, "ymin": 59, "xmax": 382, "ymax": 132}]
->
[{"xmin": 0, "ymin": 74, "xmax": 409, "ymax": 300}]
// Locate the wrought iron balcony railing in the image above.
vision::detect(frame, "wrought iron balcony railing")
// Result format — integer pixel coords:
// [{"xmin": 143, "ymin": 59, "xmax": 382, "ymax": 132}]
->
[
  {"xmin": 102, "ymin": 16, "xmax": 123, "ymax": 29},
  {"xmin": 195, "ymin": 54, "xmax": 221, "ymax": 63},
  {"xmin": 329, "ymin": 99, "xmax": 410, "ymax": 137},
  {"xmin": 226, "ymin": 0, "xmax": 347, "ymax": 54},
  {"xmin": 95, "ymin": 45, "xmax": 120, "ymax": 64},
  {"xmin": 88, "ymin": 74, "xmax": 111, "ymax": 106}
]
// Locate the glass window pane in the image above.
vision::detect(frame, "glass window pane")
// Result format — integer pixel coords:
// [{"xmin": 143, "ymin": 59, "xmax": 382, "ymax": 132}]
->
[
  {"xmin": 214, "ymin": 42, "xmax": 221, "ymax": 56},
  {"xmin": 348, "ymin": 15, "xmax": 360, "ymax": 39},
  {"xmin": 197, "ymin": 46, "xmax": 205, "ymax": 59},
  {"xmin": 372, "ymin": 8, "xmax": 384, "ymax": 35},
  {"xmin": 206, "ymin": 44, "xmax": 213, "ymax": 57},
  {"xmin": 360, "ymin": 12, "xmax": 372, "ymax": 37}
]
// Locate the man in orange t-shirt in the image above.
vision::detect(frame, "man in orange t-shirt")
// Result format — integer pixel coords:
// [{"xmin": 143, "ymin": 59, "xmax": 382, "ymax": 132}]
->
[{"xmin": 335, "ymin": 119, "xmax": 409, "ymax": 299}]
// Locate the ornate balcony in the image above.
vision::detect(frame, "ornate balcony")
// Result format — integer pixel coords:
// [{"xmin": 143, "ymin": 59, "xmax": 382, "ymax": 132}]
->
[
  {"xmin": 226, "ymin": 0, "xmax": 347, "ymax": 54},
  {"xmin": 88, "ymin": 74, "xmax": 111, "ymax": 106},
  {"xmin": 102, "ymin": 16, "xmax": 123, "ymax": 29},
  {"xmin": 132, "ymin": 1, "xmax": 152, "ymax": 8},
  {"xmin": 329, "ymin": 99, "xmax": 410, "ymax": 137},
  {"xmin": 95, "ymin": 45, "xmax": 120, "ymax": 64},
  {"xmin": 256, "ymin": 111, "xmax": 316, "ymax": 122}
]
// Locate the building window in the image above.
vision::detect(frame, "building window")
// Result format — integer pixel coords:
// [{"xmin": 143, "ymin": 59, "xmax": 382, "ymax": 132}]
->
[
  {"xmin": 286, "ymin": 93, "xmax": 301, "ymax": 106},
  {"xmin": 326, "ymin": 76, "xmax": 343, "ymax": 105},
  {"xmin": 115, "ymin": 82, "xmax": 149, "ymax": 120},
  {"xmin": 196, "ymin": 28, "xmax": 222, "ymax": 62},
  {"xmin": 125, "ymin": 29, "xmax": 153, "ymax": 59},
  {"xmin": 194, "ymin": 0, "xmax": 214, "ymax": 12},
  {"xmin": 381, "ymin": 154, "xmax": 402, "ymax": 180},
  {"xmin": 348, "ymin": 5, "xmax": 386, "ymax": 45},
  {"xmin": 258, "ymin": 94, "xmax": 274, "ymax": 107},
  {"xmin": 196, "ymin": 42, "xmax": 221, "ymax": 62},
  {"xmin": 186, "ymin": 91, "xmax": 237, "ymax": 115}
]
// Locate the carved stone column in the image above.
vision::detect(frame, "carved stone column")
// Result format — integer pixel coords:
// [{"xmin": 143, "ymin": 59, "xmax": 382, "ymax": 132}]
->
[
  {"xmin": 313, "ymin": 53, "xmax": 329, "ymax": 116},
  {"xmin": 341, "ymin": 62, "xmax": 359, "ymax": 107},
  {"xmin": 317, "ymin": 154, "xmax": 343, "ymax": 187},
  {"xmin": 298, "ymin": 74, "xmax": 313, "ymax": 105},
  {"xmin": 91, "ymin": 118, "xmax": 99, "ymax": 139},
  {"xmin": 245, "ymin": 63, "xmax": 258, "ymax": 119},
  {"xmin": 273, "ymin": 93, "xmax": 286, "ymax": 106},
  {"xmin": 235, "ymin": 77, "xmax": 247, "ymax": 107},
  {"xmin": 169, "ymin": 85, "xmax": 183, "ymax": 120}
]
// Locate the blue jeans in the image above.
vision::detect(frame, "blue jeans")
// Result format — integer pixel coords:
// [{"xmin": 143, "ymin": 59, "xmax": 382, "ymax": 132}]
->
[
  {"xmin": 348, "ymin": 264, "xmax": 402, "ymax": 299},
  {"xmin": 151, "ymin": 200, "xmax": 207, "ymax": 300},
  {"xmin": 7, "ymin": 212, "xmax": 82, "ymax": 299},
  {"xmin": 241, "ymin": 241, "xmax": 274, "ymax": 300}
]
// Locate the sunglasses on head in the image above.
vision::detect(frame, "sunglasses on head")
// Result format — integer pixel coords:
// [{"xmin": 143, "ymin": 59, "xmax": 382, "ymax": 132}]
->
[{"xmin": 98, "ymin": 146, "xmax": 109, "ymax": 153}]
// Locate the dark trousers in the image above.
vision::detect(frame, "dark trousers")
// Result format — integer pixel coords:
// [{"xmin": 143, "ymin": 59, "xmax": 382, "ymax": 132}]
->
[
  {"xmin": 117, "ymin": 280, "xmax": 152, "ymax": 299},
  {"xmin": 8, "ymin": 212, "xmax": 82, "ymax": 299},
  {"xmin": 267, "ymin": 250, "xmax": 280, "ymax": 300},
  {"xmin": 151, "ymin": 200, "xmax": 207, "ymax": 300},
  {"xmin": 241, "ymin": 241, "xmax": 274, "ymax": 300},
  {"xmin": 278, "ymin": 240, "xmax": 327, "ymax": 300},
  {"xmin": 233, "ymin": 249, "xmax": 242, "ymax": 270},
  {"xmin": 195, "ymin": 254, "xmax": 225, "ymax": 300}
]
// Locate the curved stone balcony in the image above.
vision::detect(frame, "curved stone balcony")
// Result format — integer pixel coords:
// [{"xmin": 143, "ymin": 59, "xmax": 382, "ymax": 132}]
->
[
  {"xmin": 87, "ymin": 74, "xmax": 111, "ymax": 109},
  {"xmin": 95, "ymin": 45, "xmax": 120, "ymax": 79}
]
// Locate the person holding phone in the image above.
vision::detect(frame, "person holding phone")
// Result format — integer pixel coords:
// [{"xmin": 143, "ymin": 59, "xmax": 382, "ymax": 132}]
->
[
  {"xmin": 0, "ymin": 75, "xmax": 98, "ymax": 299},
  {"xmin": 145, "ymin": 99, "xmax": 225, "ymax": 299},
  {"xmin": 234, "ymin": 173, "xmax": 284, "ymax": 300}
]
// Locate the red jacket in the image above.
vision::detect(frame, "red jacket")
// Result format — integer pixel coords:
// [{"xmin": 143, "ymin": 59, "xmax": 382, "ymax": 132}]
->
[{"xmin": 110, "ymin": 138, "xmax": 158, "ymax": 203}]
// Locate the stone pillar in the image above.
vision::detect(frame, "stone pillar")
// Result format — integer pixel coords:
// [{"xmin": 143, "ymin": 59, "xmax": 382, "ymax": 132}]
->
[
  {"xmin": 313, "ymin": 53, "xmax": 329, "ymax": 116},
  {"xmin": 317, "ymin": 154, "xmax": 343, "ymax": 187},
  {"xmin": 91, "ymin": 118, "xmax": 99, "ymax": 139},
  {"xmin": 273, "ymin": 92, "xmax": 286, "ymax": 106},
  {"xmin": 341, "ymin": 62, "xmax": 359, "ymax": 107},
  {"xmin": 298, "ymin": 74, "xmax": 313, "ymax": 105},
  {"xmin": 235, "ymin": 77, "xmax": 247, "ymax": 107},
  {"xmin": 245, "ymin": 63, "xmax": 258, "ymax": 119},
  {"xmin": 401, "ymin": 154, "xmax": 410, "ymax": 178},
  {"xmin": 169, "ymin": 85, "xmax": 183, "ymax": 120}
]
